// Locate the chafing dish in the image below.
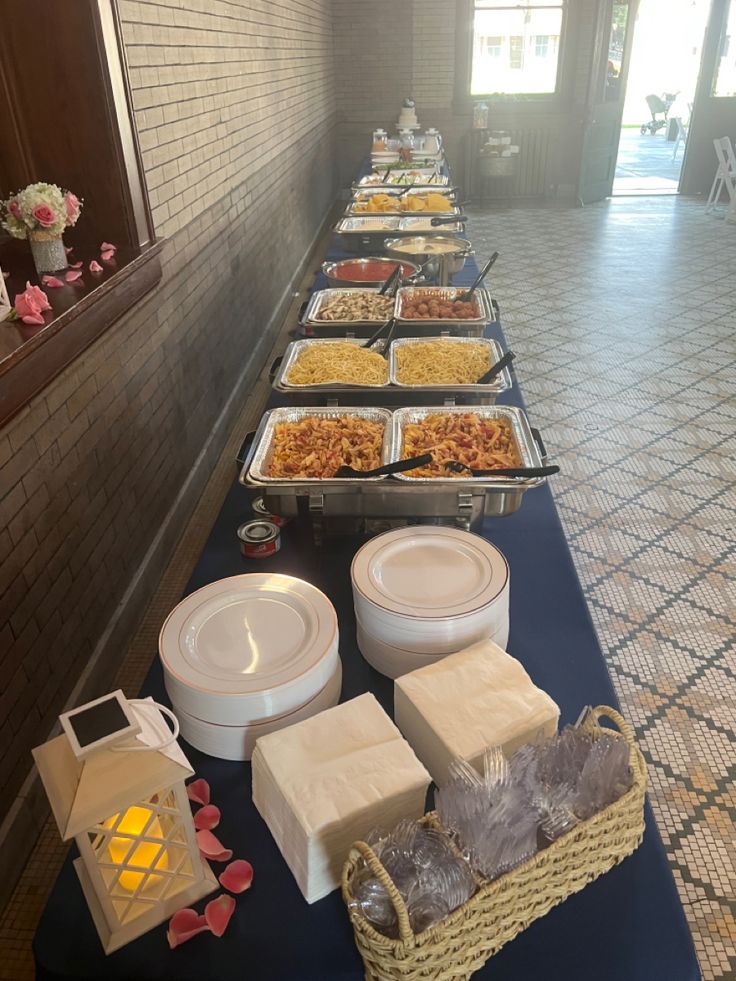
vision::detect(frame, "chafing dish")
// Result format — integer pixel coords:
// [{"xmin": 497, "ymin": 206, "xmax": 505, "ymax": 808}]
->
[
  {"xmin": 334, "ymin": 216, "xmax": 402, "ymax": 255},
  {"xmin": 383, "ymin": 236, "xmax": 473, "ymax": 286},
  {"xmin": 247, "ymin": 407, "xmax": 393, "ymax": 483},
  {"xmin": 398, "ymin": 217, "xmax": 465, "ymax": 235},
  {"xmin": 240, "ymin": 405, "xmax": 550, "ymax": 528},
  {"xmin": 321, "ymin": 257, "xmax": 421, "ymax": 289},
  {"xmin": 301, "ymin": 288, "xmax": 396, "ymax": 330},
  {"xmin": 354, "ymin": 173, "xmax": 451, "ymax": 190},
  {"xmin": 271, "ymin": 336, "xmax": 510, "ymax": 403},
  {"xmin": 395, "ymin": 286, "xmax": 491, "ymax": 328},
  {"xmin": 347, "ymin": 187, "xmax": 459, "ymax": 217}
]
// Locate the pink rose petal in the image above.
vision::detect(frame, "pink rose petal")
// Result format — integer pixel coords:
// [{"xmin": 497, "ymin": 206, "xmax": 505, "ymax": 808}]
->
[
  {"xmin": 218, "ymin": 859, "xmax": 253, "ymax": 894},
  {"xmin": 101, "ymin": 251, "xmax": 115, "ymax": 262},
  {"xmin": 65, "ymin": 270, "xmax": 83, "ymax": 283},
  {"xmin": 100, "ymin": 241, "xmax": 117, "ymax": 253},
  {"xmin": 42, "ymin": 276, "xmax": 65, "ymax": 288},
  {"xmin": 186, "ymin": 779, "xmax": 210, "ymax": 807},
  {"xmin": 64, "ymin": 246, "xmax": 73, "ymax": 255},
  {"xmin": 70, "ymin": 261, "xmax": 83, "ymax": 269},
  {"xmin": 21, "ymin": 313, "xmax": 45, "ymax": 325},
  {"xmin": 89, "ymin": 260, "xmax": 103, "ymax": 273},
  {"xmin": 196, "ymin": 829, "xmax": 232, "ymax": 862},
  {"xmin": 193, "ymin": 804, "xmax": 221, "ymax": 831},
  {"xmin": 166, "ymin": 908, "xmax": 210, "ymax": 949},
  {"xmin": 204, "ymin": 895, "xmax": 236, "ymax": 938}
]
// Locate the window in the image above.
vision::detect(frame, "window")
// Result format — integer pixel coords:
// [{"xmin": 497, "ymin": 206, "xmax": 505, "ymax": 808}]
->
[
  {"xmin": 483, "ymin": 35, "xmax": 503, "ymax": 57},
  {"xmin": 471, "ymin": 0, "xmax": 564, "ymax": 96},
  {"xmin": 713, "ymin": 0, "xmax": 736, "ymax": 96}
]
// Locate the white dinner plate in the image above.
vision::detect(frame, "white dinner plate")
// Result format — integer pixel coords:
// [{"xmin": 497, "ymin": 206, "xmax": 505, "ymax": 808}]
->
[
  {"xmin": 175, "ymin": 662, "xmax": 343, "ymax": 761},
  {"xmin": 159, "ymin": 574, "xmax": 339, "ymax": 723},
  {"xmin": 352, "ymin": 526, "xmax": 509, "ymax": 619}
]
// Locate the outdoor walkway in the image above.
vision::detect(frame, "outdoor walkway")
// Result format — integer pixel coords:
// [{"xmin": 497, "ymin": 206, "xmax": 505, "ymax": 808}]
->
[{"xmin": 614, "ymin": 128, "xmax": 685, "ymax": 195}]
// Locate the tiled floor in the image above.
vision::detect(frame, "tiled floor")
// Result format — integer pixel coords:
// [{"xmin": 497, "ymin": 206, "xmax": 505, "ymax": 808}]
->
[{"xmin": 1, "ymin": 195, "xmax": 734, "ymax": 980}]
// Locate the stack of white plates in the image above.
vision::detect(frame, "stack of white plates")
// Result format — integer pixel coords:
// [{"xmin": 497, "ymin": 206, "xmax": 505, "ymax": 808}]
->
[
  {"xmin": 351, "ymin": 527, "xmax": 509, "ymax": 679},
  {"xmin": 159, "ymin": 574, "xmax": 341, "ymax": 760}
]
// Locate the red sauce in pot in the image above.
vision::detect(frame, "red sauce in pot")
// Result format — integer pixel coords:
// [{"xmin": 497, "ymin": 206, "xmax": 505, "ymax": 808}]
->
[{"xmin": 332, "ymin": 260, "xmax": 415, "ymax": 282}]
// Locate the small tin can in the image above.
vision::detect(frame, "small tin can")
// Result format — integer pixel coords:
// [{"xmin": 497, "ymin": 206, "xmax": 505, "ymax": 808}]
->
[
  {"xmin": 237, "ymin": 520, "xmax": 280, "ymax": 559},
  {"xmin": 252, "ymin": 496, "xmax": 289, "ymax": 527}
]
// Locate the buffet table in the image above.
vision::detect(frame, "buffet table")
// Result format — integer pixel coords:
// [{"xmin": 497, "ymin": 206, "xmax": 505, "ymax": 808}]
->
[{"xmin": 34, "ymin": 204, "xmax": 700, "ymax": 981}]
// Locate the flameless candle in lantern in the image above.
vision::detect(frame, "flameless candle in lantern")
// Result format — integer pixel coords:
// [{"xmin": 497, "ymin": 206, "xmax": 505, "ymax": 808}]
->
[{"xmin": 33, "ymin": 690, "xmax": 218, "ymax": 954}]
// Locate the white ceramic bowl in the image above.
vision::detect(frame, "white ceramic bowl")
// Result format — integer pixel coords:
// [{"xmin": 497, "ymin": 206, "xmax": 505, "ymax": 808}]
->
[
  {"xmin": 175, "ymin": 662, "xmax": 343, "ymax": 761},
  {"xmin": 351, "ymin": 527, "xmax": 509, "ymax": 653},
  {"xmin": 159, "ymin": 574, "xmax": 340, "ymax": 725},
  {"xmin": 356, "ymin": 618, "xmax": 509, "ymax": 680}
]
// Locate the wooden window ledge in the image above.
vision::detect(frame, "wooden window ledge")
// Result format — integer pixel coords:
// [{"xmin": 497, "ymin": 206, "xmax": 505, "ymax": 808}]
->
[{"xmin": 0, "ymin": 241, "xmax": 163, "ymax": 427}]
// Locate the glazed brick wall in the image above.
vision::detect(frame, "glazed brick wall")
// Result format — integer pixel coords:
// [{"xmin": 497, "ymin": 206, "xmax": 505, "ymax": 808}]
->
[{"xmin": 0, "ymin": 0, "xmax": 337, "ymax": 837}]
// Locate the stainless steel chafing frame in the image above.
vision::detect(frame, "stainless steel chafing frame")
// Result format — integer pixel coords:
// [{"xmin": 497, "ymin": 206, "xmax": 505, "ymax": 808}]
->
[
  {"xmin": 247, "ymin": 406, "xmax": 394, "ymax": 483},
  {"xmin": 394, "ymin": 286, "xmax": 492, "ymax": 327},
  {"xmin": 301, "ymin": 288, "xmax": 397, "ymax": 329},
  {"xmin": 353, "ymin": 174, "xmax": 452, "ymax": 190},
  {"xmin": 276, "ymin": 338, "xmax": 392, "ymax": 391}
]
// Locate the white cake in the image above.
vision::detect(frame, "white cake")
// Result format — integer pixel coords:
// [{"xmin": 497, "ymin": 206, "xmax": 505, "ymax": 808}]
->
[
  {"xmin": 394, "ymin": 640, "xmax": 560, "ymax": 787},
  {"xmin": 398, "ymin": 107, "xmax": 419, "ymax": 129}
]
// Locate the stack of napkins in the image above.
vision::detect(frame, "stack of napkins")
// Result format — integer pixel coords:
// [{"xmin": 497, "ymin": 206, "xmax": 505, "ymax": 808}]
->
[
  {"xmin": 251, "ymin": 693, "xmax": 431, "ymax": 903},
  {"xmin": 394, "ymin": 640, "xmax": 560, "ymax": 786}
]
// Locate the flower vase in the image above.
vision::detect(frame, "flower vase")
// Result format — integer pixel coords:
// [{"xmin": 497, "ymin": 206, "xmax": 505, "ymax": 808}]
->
[{"xmin": 28, "ymin": 231, "xmax": 67, "ymax": 275}]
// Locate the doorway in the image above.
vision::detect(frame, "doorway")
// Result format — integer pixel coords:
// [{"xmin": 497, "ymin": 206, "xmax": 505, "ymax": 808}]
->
[{"xmin": 612, "ymin": 0, "xmax": 711, "ymax": 195}]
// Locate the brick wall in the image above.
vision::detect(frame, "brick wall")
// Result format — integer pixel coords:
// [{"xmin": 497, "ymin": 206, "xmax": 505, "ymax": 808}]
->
[{"xmin": 0, "ymin": 0, "xmax": 338, "ymax": 868}]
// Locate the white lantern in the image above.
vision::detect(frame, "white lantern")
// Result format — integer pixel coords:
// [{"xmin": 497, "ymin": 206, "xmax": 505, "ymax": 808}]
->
[{"xmin": 33, "ymin": 691, "xmax": 218, "ymax": 953}]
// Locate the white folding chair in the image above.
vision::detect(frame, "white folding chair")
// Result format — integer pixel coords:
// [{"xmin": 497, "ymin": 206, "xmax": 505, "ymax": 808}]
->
[
  {"xmin": 672, "ymin": 118, "xmax": 687, "ymax": 161},
  {"xmin": 705, "ymin": 137, "xmax": 736, "ymax": 214}
]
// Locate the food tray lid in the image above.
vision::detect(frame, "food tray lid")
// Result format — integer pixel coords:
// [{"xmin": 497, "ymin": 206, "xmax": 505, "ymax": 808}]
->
[{"xmin": 351, "ymin": 526, "xmax": 509, "ymax": 619}]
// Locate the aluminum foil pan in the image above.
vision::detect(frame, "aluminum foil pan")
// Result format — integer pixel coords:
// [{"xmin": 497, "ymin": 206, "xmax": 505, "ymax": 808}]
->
[
  {"xmin": 395, "ymin": 286, "xmax": 491, "ymax": 326},
  {"xmin": 248, "ymin": 407, "xmax": 393, "ymax": 483},
  {"xmin": 389, "ymin": 337, "xmax": 511, "ymax": 393},
  {"xmin": 302, "ymin": 288, "xmax": 397, "ymax": 327},
  {"xmin": 335, "ymin": 216, "xmax": 401, "ymax": 233},
  {"xmin": 398, "ymin": 217, "xmax": 465, "ymax": 234},
  {"xmin": 355, "ymin": 174, "xmax": 451, "ymax": 189},
  {"xmin": 390, "ymin": 405, "xmax": 543, "ymax": 484},
  {"xmin": 277, "ymin": 338, "xmax": 391, "ymax": 390}
]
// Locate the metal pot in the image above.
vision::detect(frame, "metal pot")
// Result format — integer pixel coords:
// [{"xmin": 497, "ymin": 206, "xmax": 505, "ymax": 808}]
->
[
  {"xmin": 321, "ymin": 257, "xmax": 421, "ymax": 289},
  {"xmin": 383, "ymin": 236, "xmax": 473, "ymax": 286}
]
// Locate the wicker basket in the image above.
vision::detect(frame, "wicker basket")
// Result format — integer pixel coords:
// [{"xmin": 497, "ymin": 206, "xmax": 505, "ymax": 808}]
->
[{"xmin": 341, "ymin": 706, "xmax": 647, "ymax": 981}]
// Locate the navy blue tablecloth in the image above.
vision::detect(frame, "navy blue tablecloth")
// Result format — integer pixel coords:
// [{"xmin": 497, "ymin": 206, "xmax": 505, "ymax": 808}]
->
[{"xmin": 34, "ymin": 234, "xmax": 700, "ymax": 981}]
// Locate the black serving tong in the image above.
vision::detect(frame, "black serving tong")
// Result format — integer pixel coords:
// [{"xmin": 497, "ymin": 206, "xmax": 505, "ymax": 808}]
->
[
  {"xmin": 362, "ymin": 316, "xmax": 398, "ymax": 354},
  {"xmin": 444, "ymin": 461, "xmax": 560, "ymax": 479},
  {"xmin": 336, "ymin": 453, "xmax": 433, "ymax": 479},
  {"xmin": 476, "ymin": 349, "xmax": 515, "ymax": 385},
  {"xmin": 459, "ymin": 251, "xmax": 499, "ymax": 303},
  {"xmin": 378, "ymin": 265, "xmax": 403, "ymax": 296},
  {"xmin": 430, "ymin": 214, "xmax": 468, "ymax": 226}
]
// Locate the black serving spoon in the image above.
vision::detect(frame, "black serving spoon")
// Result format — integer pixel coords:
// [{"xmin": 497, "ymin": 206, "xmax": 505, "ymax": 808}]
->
[
  {"xmin": 430, "ymin": 214, "xmax": 468, "ymax": 226},
  {"xmin": 476, "ymin": 349, "xmax": 515, "ymax": 385},
  {"xmin": 362, "ymin": 316, "xmax": 398, "ymax": 354},
  {"xmin": 459, "ymin": 251, "xmax": 500, "ymax": 303},
  {"xmin": 336, "ymin": 453, "xmax": 433, "ymax": 479},
  {"xmin": 444, "ymin": 461, "xmax": 560, "ymax": 478},
  {"xmin": 378, "ymin": 265, "xmax": 402, "ymax": 296}
]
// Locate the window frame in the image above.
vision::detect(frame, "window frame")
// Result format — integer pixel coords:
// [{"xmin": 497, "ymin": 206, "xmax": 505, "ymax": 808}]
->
[{"xmin": 455, "ymin": 0, "xmax": 574, "ymax": 109}]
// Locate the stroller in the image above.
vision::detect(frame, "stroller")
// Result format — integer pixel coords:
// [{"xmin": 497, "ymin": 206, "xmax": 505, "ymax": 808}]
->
[{"xmin": 640, "ymin": 93, "xmax": 678, "ymax": 134}]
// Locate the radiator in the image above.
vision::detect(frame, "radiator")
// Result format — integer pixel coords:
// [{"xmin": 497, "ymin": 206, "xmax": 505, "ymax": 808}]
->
[{"xmin": 467, "ymin": 127, "xmax": 552, "ymax": 198}]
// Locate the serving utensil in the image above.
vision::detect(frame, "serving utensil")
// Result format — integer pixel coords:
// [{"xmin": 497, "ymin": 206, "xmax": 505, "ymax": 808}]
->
[
  {"xmin": 378, "ymin": 265, "xmax": 402, "ymax": 296},
  {"xmin": 362, "ymin": 317, "xmax": 398, "ymax": 354},
  {"xmin": 477, "ymin": 349, "xmax": 515, "ymax": 385},
  {"xmin": 444, "ymin": 461, "xmax": 559, "ymax": 478},
  {"xmin": 459, "ymin": 251, "xmax": 499, "ymax": 303},
  {"xmin": 430, "ymin": 215, "xmax": 468, "ymax": 226},
  {"xmin": 336, "ymin": 453, "xmax": 433, "ymax": 479}
]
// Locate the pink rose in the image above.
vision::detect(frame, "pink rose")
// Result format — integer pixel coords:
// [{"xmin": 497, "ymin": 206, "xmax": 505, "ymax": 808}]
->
[
  {"xmin": 8, "ymin": 199, "xmax": 21, "ymax": 219},
  {"xmin": 64, "ymin": 191, "xmax": 80, "ymax": 223},
  {"xmin": 31, "ymin": 204, "xmax": 56, "ymax": 228},
  {"xmin": 14, "ymin": 281, "xmax": 51, "ymax": 324}
]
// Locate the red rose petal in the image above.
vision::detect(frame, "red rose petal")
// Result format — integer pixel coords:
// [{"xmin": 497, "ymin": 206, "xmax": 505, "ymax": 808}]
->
[
  {"xmin": 101, "ymin": 251, "xmax": 115, "ymax": 262},
  {"xmin": 186, "ymin": 779, "xmax": 210, "ymax": 807},
  {"xmin": 41, "ymin": 276, "xmax": 64, "ymax": 288},
  {"xmin": 65, "ymin": 270, "xmax": 83, "ymax": 283},
  {"xmin": 166, "ymin": 908, "xmax": 210, "ymax": 949},
  {"xmin": 100, "ymin": 241, "xmax": 117, "ymax": 253},
  {"xmin": 196, "ymin": 829, "xmax": 232, "ymax": 862},
  {"xmin": 20, "ymin": 313, "xmax": 44, "ymax": 325},
  {"xmin": 89, "ymin": 260, "xmax": 103, "ymax": 273},
  {"xmin": 70, "ymin": 261, "xmax": 83, "ymax": 269},
  {"xmin": 218, "ymin": 859, "xmax": 253, "ymax": 894},
  {"xmin": 193, "ymin": 804, "xmax": 221, "ymax": 832},
  {"xmin": 204, "ymin": 894, "xmax": 235, "ymax": 938}
]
